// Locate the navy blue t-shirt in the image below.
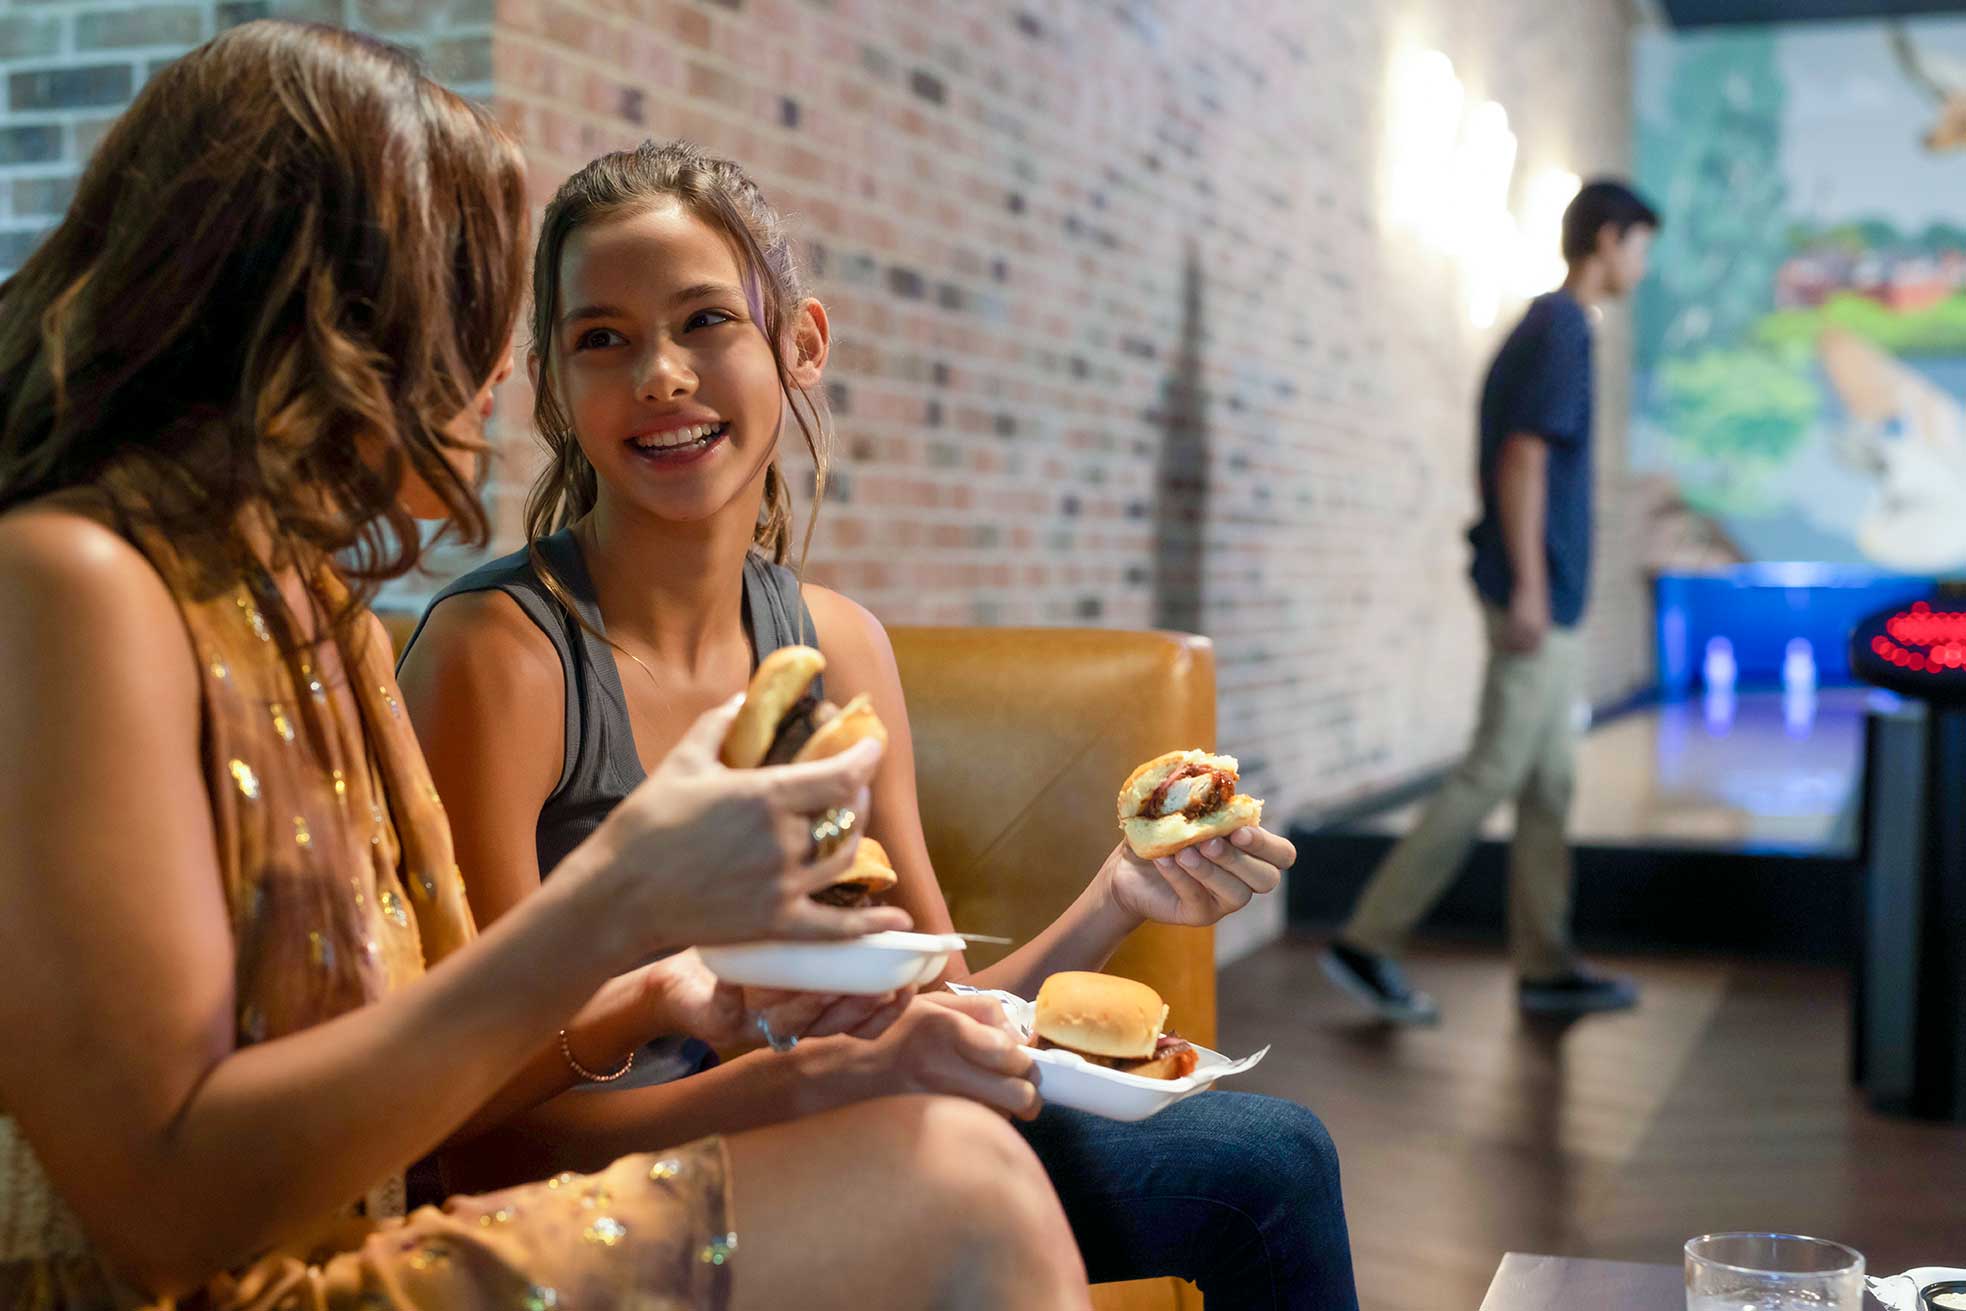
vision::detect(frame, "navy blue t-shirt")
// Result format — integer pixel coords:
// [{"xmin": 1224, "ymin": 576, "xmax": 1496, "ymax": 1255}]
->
[{"xmin": 1467, "ymin": 290, "xmax": 1594, "ymax": 628}]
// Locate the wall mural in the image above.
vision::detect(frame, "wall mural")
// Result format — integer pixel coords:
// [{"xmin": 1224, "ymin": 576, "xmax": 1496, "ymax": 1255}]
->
[{"xmin": 1636, "ymin": 19, "xmax": 1966, "ymax": 572}]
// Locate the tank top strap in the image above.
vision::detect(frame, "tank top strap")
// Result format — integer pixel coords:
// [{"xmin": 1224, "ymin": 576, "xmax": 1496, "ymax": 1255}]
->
[{"xmin": 740, "ymin": 551, "xmax": 822, "ymax": 695}]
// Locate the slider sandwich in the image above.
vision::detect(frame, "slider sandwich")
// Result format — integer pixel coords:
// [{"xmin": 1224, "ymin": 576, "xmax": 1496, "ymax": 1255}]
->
[
  {"xmin": 1117, "ymin": 750, "xmax": 1263, "ymax": 861},
  {"xmin": 1030, "ymin": 971, "xmax": 1198, "ymax": 1081},
  {"xmin": 722, "ymin": 646, "xmax": 891, "ymax": 906}
]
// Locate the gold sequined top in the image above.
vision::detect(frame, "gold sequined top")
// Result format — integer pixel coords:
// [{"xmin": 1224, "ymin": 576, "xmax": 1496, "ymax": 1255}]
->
[{"xmin": 0, "ymin": 497, "xmax": 479, "ymax": 1301}]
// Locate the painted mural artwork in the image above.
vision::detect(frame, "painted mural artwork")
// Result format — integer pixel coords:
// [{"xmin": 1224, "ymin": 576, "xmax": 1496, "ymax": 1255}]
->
[{"xmin": 1636, "ymin": 20, "xmax": 1966, "ymax": 571}]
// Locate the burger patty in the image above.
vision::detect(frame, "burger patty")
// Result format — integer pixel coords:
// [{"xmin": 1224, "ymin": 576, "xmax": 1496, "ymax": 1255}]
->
[
  {"xmin": 809, "ymin": 882, "xmax": 878, "ymax": 909},
  {"xmin": 761, "ymin": 691, "xmax": 823, "ymax": 766},
  {"xmin": 1144, "ymin": 766, "xmax": 1234, "ymax": 821}
]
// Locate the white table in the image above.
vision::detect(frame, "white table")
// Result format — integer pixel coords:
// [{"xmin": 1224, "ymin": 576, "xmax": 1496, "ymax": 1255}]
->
[{"xmin": 1479, "ymin": 1253, "xmax": 1682, "ymax": 1310}]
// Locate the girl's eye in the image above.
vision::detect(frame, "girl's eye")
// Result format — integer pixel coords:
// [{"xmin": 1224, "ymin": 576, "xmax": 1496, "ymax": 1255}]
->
[
  {"xmin": 572, "ymin": 327, "xmax": 624, "ymax": 351},
  {"xmin": 686, "ymin": 308, "xmax": 738, "ymax": 331}
]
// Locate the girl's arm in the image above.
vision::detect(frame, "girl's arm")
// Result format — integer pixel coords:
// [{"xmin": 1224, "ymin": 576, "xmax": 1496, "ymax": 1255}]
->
[
  {"xmin": 395, "ymin": 589, "xmax": 640, "ymax": 1138},
  {"xmin": 807, "ymin": 588, "xmax": 1137, "ymax": 993},
  {"xmin": 808, "ymin": 587, "xmax": 1294, "ymax": 999}
]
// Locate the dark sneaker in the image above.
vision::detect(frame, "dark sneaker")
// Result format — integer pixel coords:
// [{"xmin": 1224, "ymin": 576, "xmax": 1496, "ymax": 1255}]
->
[
  {"xmin": 1518, "ymin": 967, "xmax": 1639, "ymax": 1016},
  {"xmin": 1319, "ymin": 940, "xmax": 1441, "ymax": 1025}
]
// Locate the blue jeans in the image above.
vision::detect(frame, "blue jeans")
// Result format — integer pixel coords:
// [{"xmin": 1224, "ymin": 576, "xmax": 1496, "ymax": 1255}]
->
[{"xmin": 1017, "ymin": 1092, "xmax": 1359, "ymax": 1310}]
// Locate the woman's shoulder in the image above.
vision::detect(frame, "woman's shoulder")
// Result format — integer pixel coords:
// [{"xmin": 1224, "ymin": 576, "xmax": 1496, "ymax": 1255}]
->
[
  {"xmin": 0, "ymin": 498, "xmax": 198, "ymax": 708},
  {"xmin": 0, "ymin": 496, "xmax": 173, "ymax": 620}
]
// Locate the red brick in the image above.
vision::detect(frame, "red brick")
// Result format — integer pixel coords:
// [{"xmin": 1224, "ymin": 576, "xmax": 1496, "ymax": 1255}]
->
[
  {"xmin": 668, "ymin": 5, "xmax": 711, "ymax": 49},
  {"xmin": 497, "ymin": 0, "xmax": 542, "ymax": 29}
]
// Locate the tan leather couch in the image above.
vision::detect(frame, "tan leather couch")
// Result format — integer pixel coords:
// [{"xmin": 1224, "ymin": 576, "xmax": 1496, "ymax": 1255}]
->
[
  {"xmin": 383, "ymin": 611, "xmax": 1213, "ymax": 1309},
  {"xmin": 889, "ymin": 627, "xmax": 1213, "ymax": 1311}
]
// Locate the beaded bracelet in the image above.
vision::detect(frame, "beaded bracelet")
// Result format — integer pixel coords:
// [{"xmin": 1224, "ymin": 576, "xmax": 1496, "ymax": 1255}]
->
[{"xmin": 558, "ymin": 1028, "xmax": 636, "ymax": 1083}]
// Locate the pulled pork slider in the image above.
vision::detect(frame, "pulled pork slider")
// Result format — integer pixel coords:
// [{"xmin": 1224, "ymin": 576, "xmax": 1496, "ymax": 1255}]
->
[
  {"xmin": 1030, "ymin": 971, "xmax": 1198, "ymax": 1081},
  {"xmin": 1117, "ymin": 750, "xmax": 1263, "ymax": 861},
  {"xmin": 720, "ymin": 646, "xmax": 887, "ymax": 769}
]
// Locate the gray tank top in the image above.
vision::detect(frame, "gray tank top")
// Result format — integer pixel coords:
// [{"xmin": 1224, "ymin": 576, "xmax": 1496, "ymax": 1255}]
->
[
  {"xmin": 400, "ymin": 527, "xmax": 820, "ymax": 877},
  {"xmin": 397, "ymin": 529, "xmax": 818, "ymax": 1091}
]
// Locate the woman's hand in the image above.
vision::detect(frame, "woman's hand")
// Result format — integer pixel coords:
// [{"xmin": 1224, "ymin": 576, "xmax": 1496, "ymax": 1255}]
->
[
  {"xmin": 735, "ymin": 985, "xmax": 909, "ymax": 1052},
  {"xmin": 821, "ymin": 993, "xmax": 1042, "ymax": 1120},
  {"xmin": 640, "ymin": 950, "xmax": 906, "ymax": 1052},
  {"xmin": 1100, "ymin": 825, "xmax": 1296, "ymax": 927},
  {"xmin": 574, "ymin": 696, "xmax": 913, "ymax": 961},
  {"xmin": 570, "ymin": 951, "xmax": 905, "ymax": 1065}
]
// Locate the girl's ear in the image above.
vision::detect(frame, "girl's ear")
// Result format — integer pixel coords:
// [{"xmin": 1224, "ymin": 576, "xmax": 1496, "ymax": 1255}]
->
[
  {"xmin": 786, "ymin": 297, "xmax": 830, "ymax": 389},
  {"xmin": 526, "ymin": 349, "xmax": 542, "ymax": 390}
]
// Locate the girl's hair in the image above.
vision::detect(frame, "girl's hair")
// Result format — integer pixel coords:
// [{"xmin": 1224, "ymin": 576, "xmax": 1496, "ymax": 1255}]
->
[
  {"xmin": 524, "ymin": 139, "xmax": 832, "ymax": 568},
  {"xmin": 0, "ymin": 20, "xmax": 528, "ymax": 610}
]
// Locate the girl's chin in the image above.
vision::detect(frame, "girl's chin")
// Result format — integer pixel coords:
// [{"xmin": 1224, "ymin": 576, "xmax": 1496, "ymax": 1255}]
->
[
  {"xmin": 594, "ymin": 473, "xmax": 754, "ymax": 527},
  {"xmin": 590, "ymin": 439, "xmax": 777, "ymax": 524}
]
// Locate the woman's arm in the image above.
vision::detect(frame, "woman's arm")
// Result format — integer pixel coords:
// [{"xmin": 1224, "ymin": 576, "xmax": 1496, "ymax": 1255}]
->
[
  {"xmin": 441, "ymin": 1038, "xmax": 860, "ymax": 1189},
  {"xmin": 0, "ymin": 514, "xmax": 884, "ymax": 1297},
  {"xmin": 0, "ymin": 513, "xmax": 651, "ymax": 1295},
  {"xmin": 444, "ymin": 992, "xmax": 1040, "ymax": 1192}
]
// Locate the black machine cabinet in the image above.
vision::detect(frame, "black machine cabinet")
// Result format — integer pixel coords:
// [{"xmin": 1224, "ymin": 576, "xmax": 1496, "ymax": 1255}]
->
[{"xmin": 1851, "ymin": 600, "xmax": 1966, "ymax": 1121}]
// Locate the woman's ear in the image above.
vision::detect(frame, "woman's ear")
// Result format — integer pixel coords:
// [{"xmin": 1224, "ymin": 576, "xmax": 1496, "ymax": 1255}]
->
[
  {"xmin": 786, "ymin": 297, "xmax": 831, "ymax": 389},
  {"xmin": 526, "ymin": 349, "xmax": 542, "ymax": 391}
]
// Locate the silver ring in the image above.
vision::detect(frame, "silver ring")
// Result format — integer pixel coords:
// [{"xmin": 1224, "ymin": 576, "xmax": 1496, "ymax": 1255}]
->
[
  {"xmin": 755, "ymin": 1013, "xmax": 799, "ymax": 1054},
  {"xmin": 808, "ymin": 806, "xmax": 857, "ymax": 862}
]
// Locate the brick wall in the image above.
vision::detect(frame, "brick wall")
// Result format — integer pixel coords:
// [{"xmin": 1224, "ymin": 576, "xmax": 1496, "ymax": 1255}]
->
[{"xmin": 0, "ymin": 0, "xmax": 1645, "ymax": 962}]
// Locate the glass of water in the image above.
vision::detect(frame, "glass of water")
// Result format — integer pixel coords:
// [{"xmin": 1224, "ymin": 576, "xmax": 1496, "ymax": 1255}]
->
[{"xmin": 1684, "ymin": 1233, "xmax": 1865, "ymax": 1311}]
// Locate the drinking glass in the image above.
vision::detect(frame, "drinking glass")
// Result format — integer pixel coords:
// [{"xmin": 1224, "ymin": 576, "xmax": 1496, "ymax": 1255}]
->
[{"xmin": 1685, "ymin": 1233, "xmax": 1865, "ymax": 1311}]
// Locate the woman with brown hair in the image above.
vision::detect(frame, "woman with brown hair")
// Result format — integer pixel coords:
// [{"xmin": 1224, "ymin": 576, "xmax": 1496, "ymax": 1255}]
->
[{"xmin": 0, "ymin": 23, "xmax": 1087, "ymax": 1310}]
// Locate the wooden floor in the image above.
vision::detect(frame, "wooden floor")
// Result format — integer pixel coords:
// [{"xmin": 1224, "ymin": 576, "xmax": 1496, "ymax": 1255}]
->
[{"xmin": 1216, "ymin": 936, "xmax": 1966, "ymax": 1311}]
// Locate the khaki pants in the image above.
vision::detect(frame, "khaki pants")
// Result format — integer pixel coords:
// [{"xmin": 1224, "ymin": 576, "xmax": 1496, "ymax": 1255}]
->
[{"xmin": 1343, "ymin": 606, "xmax": 1583, "ymax": 980}]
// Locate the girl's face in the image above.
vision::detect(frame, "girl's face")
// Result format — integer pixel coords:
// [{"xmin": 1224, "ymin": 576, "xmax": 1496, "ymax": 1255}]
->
[{"xmin": 550, "ymin": 200, "xmax": 814, "ymax": 529}]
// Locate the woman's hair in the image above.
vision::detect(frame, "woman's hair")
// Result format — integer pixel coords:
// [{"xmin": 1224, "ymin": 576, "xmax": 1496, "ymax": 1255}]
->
[
  {"xmin": 0, "ymin": 20, "xmax": 528, "ymax": 608},
  {"xmin": 524, "ymin": 139, "xmax": 832, "ymax": 567}
]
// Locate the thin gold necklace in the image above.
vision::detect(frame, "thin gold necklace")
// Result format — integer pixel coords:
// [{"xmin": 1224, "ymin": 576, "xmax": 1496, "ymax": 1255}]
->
[
  {"xmin": 618, "ymin": 642, "xmax": 664, "ymax": 695},
  {"xmin": 574, "ymin": 523, "xmax": 758, "ymax": 704},
  {"xmin": 572, "ymin": 520, "xmax": 668, "ymax": 696}
]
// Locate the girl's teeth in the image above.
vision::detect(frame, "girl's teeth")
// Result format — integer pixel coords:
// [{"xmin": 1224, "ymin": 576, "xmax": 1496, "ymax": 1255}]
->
[{"xmin": 634, "ymin": 422, "xmax": 722, "ymax": 449}]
